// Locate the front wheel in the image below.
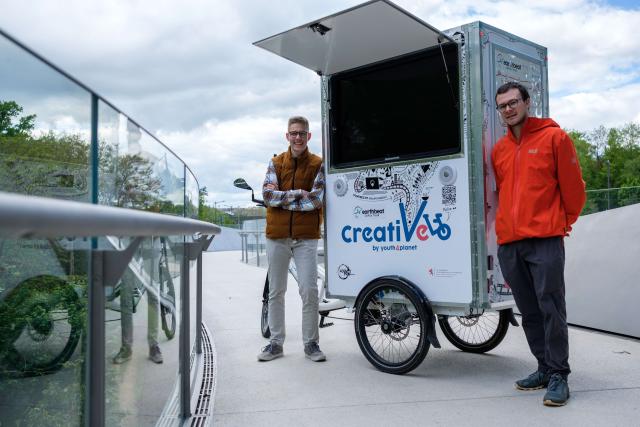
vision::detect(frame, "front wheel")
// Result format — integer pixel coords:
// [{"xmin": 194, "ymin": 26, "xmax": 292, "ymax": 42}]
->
[
  {"xmin": 0, "ymin": 275, "xmax": 83, "ymax": 376},
  {"xmin": 438, "ymin": 310, "xmax": 510, "ymax": 353},
  {"xmin": 354, "ymin": 278, "xmax": 430, "ymax": 375},
  {"xmin": 159, "ymin": 263, "xmax": 176, "ymax": 340}
]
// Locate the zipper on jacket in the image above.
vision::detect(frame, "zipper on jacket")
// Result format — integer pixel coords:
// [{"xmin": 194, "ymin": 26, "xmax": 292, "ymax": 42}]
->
[
  {"xmin": 512, "ymin": 141, "xmax": 522, "ymax": 237},
  {"xmin": 289, "ymin": 157, "xmax": 298, "ymax": 238}
]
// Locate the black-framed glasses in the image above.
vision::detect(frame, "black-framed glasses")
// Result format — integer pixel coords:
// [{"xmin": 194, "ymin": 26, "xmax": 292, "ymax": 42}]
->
[
  {"xmin": 496, "ymin": 98, "xmax": 522, "ymax": 113},
  {"xmin": 288, "ymin": 131, "xmax": 309, "ymax": 138}
]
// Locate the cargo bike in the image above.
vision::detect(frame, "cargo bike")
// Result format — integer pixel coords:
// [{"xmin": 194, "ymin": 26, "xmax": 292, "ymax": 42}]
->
[{"xmin": 249, "ymin": 0, "xmax": 550, "ymax": 374}]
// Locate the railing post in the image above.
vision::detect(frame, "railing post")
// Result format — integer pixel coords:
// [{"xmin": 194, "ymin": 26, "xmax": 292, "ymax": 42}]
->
[
  {"xmin": 244, "ymin": 234, "xmax": 248, "ymax": 263},
  {"xmin": 255, "ymin": 233, "xmax": 260, "ymax": 267},
  {"xmin": 196, "ymin": 250, "xmax": 203, "ymax": 354},
  {"xmin": 180, "ymin": 240, "xmax": 191, "ymax": 418},
  {"xmin": 87, "ymin": 249, "xmax": 105, "ymax": 427}
]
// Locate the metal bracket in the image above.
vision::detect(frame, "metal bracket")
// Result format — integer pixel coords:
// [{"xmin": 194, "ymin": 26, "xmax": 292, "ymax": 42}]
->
[
  {"xmin": 98, "ymin": 236, "xmax": 144, "ymax": 288},
  {"xmin": 186, "ymin": 235, "xmax": 215, "ymax": 261}
]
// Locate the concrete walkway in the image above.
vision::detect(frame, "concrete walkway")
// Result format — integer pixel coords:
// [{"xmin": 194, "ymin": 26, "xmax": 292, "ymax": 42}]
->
[{"xmin": 202, "ymin": 251, "xmax": 640, "ymax": 427}]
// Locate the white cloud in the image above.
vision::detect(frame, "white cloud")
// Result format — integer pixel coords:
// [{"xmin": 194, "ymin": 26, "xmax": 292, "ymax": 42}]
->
[{"xmin": 1, "ymin": 0, "xmax": 639, "ymax": 206}]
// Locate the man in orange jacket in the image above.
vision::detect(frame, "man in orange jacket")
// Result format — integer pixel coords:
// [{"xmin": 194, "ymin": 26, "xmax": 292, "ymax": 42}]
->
[{"xmin": 492, "ymin": 82, "xmax": 586, "ymax": 407}]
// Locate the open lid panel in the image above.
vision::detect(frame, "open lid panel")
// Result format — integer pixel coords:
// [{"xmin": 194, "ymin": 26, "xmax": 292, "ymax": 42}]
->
[{"xmin": 253, "ymin": 0, "xmax": 454, "ymax": 76}]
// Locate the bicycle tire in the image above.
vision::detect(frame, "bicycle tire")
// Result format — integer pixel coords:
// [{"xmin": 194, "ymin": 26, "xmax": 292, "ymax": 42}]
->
[
  {"xmin": 0, "ymin": 275, "xmax": 83, "ymax": 376},
  {"xmin": 438, "ymin": 310, "xmax": 510, "ymax": 353},
  {"xmin": 159, "ymin": 263, "xmax": 176, "ymax": 340},
  {"xmin": 354, "ymin": 278, "xmax": 430, "ymax": 374},
  {"xmin": 261, "ymin": 275, "xmax": 270, "ymax": 338}
]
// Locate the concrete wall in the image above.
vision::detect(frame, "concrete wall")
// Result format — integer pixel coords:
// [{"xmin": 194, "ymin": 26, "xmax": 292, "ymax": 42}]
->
[
  {"xmin": 565, "ymin": 204, "xmax": 640, "ymax": 338},
  {"xmin": 207, "ymin": 226, "xmax": 242, "ymax": 252}
]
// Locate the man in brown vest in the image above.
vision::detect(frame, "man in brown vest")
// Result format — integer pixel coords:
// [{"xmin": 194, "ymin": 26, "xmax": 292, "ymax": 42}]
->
[{"xmin": 257, "ymin": 116, "xmax": 326, "ymax": 362}]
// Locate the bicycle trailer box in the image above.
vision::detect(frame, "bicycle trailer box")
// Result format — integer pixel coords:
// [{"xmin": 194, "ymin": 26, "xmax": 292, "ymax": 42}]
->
[{"xmin": 255, "ymin": 0, "xmax": 548, "ymax": 316}]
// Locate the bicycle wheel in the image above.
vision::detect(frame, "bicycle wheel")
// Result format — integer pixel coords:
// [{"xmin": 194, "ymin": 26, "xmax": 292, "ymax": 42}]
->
[
  {"xmin": 261, "ymin": 275, "xmax": 270, "ymax": 338},
  {"xmin": 0, "ymin": 275, "xmax": 83, "ymax": 376},
  {"xmin": 354, "ymin": 278, "xmax": 430, "ymax": 374},
  {"xmin": 159, "ymin": 264, "xmax": 176, "ymax": 340},
  {"xmin": 438, "ymin": 310, "xmax": 510, "ymax": 353}
]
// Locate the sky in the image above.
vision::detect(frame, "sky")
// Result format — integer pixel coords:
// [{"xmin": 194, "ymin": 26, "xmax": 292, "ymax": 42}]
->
[{"xmin": 1, "ymin": 0, "xmax": 639, "ymax": 207}]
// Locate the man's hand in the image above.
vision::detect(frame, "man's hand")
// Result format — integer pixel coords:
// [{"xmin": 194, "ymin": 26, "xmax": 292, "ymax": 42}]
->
[
  {"xmin": 299, "ymin": 190, "xmax": 310, "ymax": 199},
  {"xmin": 265, "ymin": 184, "xmax": 277, "ymax": 191}
]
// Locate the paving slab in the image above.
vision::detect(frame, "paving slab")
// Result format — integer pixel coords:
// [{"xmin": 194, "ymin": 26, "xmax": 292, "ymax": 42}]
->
[{"xmin": 202, "ymin": 251, "xmax": 640, "ymax": 427}]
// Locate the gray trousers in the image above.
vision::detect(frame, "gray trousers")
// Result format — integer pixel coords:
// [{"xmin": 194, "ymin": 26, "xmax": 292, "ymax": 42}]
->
[
  {"xmin": 498, "ymin": 236, "xmax": 570, "ymax": 377},
  {"xmin": 266, "ymin": 238, "xmax": 319, "ymax": 346}
]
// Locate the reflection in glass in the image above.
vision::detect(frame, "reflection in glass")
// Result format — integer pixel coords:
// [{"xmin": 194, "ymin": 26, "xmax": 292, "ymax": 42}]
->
[
  {"xmin": 185, "ymin": 170, "xmax": 199, "ymax": 219},
  {"xmin": 104, "ymin": 236, "xmax": 181, "ymax": 426},
  {"xmin": 1, "ymin": 32, "xmax": 91, "ymax": 426},
  {"xmin": 0, "ymin": 238, "xmax": 88, "ymax": 426},
  {"xmin": 0, "ymin": 35, "xmax": 91, "ymax": 203}
]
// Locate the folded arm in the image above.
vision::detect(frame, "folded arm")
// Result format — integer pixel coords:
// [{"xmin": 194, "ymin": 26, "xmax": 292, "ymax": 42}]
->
[{"xmin": 262, "ymin": 159, "xmax": 325, "ymax": 211}]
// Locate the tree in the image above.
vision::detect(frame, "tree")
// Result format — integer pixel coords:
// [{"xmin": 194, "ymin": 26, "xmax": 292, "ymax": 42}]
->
[{"xmin": 0, "ymin": 100, "xmax": 36, "ymax": 137}]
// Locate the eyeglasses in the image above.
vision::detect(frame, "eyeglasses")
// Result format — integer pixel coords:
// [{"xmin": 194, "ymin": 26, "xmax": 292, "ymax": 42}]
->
[
  {"xmin": 496, "ymin": 98, "xmax": 522, "ymax": 113},
  {"xmin": 288, "ymin": 131, "xmax": 308, "ymax": 138}
]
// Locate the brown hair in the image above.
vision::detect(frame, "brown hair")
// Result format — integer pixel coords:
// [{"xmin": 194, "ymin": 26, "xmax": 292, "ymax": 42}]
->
[
  {"xmin": 287, "ymin": 116, "xmax": 309, "ymax": 130},
  {"xmin": 495, "ymin": 82, "xmax": 530, "ymax": 103}
]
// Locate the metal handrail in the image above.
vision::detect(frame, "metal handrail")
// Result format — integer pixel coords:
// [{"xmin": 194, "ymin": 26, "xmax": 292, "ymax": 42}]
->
[
  {"xmin": 0, "ymin": 191, "xmax": 220, "ymax": 238},
  {"xmin": 0, "ymin": 190, "xmax": 220, "ymax": 426}
]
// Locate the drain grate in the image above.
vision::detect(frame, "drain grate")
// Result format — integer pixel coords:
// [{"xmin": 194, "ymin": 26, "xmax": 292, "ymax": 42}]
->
[{"xmin": 190, "ymin": 323, "xmax": 217, "ymax": 426}]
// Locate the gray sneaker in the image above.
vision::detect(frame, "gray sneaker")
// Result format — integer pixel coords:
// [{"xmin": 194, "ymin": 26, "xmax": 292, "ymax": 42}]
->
[
  {"xmin": 304, "ymin": 342, "xmax": 326, "ymax": 362},
  {"xmin": 149, "ymin": 345, "xmax": 163, "ymax": 364},
  {"xmin": 112, "ymin": 346, "xmax": 132, "ymax": 364},
  {"xmin": 257, "ymin": 342, "xmax": 283, "ymax": 361}
]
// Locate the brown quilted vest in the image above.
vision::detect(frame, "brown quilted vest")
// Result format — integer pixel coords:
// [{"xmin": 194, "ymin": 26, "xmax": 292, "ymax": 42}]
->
[{"xmin": 266, "ymin": 148, "xmax": 323, "ymax": 239}]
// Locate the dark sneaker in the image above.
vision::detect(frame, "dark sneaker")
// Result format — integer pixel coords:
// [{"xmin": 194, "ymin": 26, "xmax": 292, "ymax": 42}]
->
[
  {"xmin": 257, "ymin": 342, "xmax": 283, "ymax": 361},
  {"xmin": 515, "ymin": 371, "xmax": 551, "ymax": 390},
  {"xmin": 112, "ymin": 347, "xmax": 132, "ymax": 364},
  {"xmin": 149, "ymin": 345, "xmax": 163, "ymax": 364},
  {"xmin": 543, "ymin": 374, "xmax": 570, "ymax": 406},
  {"xmin": 304, "ymin": 342, "xmax": 326, "ymax": 362}
]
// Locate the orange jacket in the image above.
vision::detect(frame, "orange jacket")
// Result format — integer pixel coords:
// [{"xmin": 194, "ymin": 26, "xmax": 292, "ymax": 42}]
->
[{"xmin": 491, "ymin": 117, "xmax": 586, "ymax": 245}]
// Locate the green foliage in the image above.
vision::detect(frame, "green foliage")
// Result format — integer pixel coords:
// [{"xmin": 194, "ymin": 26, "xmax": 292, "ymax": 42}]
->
[
  {"xmin": 0, "ymin": 100, "xmax": 36, "ymax": 137},
  {"xmin": 568, "ymin": 122, "xmax": 640, "ymax": 214}
]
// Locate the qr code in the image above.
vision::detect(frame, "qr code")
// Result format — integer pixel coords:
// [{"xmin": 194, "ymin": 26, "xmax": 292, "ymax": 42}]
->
[{"xmin": 442, "ymin": 185, "xmax": 456, "ymax": 205}]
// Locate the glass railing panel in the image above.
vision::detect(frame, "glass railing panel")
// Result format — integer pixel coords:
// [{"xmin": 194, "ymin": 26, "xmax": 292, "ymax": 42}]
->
[
  {"xmin": 185, "ymin": 169, "xmax": 199, "ymax": 219},
  {"xmin": 132, "ymin": 132, "xmax": 185, "ymax": 216},
  {"xmin": 0, "ymin": 237, "xmax": 89, "ymax": 425},
  {"xmin": 0, "ymin": 34, "xmax": 91, "ymax": 202},
  {"xmin": 104, "ymin": 235, "xmax": 182, "ymax": 426}
]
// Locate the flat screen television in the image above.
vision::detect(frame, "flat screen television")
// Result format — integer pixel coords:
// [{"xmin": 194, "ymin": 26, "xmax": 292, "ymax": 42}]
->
[{"xmin": 328, "ymin": 42, "xmax": 461, "ymax": 169}]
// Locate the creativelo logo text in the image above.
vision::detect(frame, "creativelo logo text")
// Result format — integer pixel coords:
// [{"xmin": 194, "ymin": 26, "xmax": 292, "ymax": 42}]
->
[{"xmin": 340, "ymin": 201, "xmax": 451, "ymax": 252}]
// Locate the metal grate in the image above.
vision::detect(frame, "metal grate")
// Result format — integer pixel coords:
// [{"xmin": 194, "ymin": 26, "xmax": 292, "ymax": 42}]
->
[{"xmin": 190, "ymin": 323, "xmax": 217, "ymax": 426}]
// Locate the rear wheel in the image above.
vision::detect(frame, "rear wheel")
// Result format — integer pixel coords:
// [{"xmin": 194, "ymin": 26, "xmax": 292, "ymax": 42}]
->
[
  {"xmin": 438, "ymin": 310, "xmax": 510, "ymax": 353},
  {"xmin": 354, "ymin": 278, "xmax": 430, "ymax": 374},
  {"xmin": 261, "ymin": 275, "xmax": 271, "ymax": 338}
]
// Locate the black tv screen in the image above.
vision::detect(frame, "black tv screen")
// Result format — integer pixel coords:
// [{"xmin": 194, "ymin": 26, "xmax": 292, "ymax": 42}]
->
[{"xmin": 329, "ymin": 42, "xmax": 460, "ymax": 169}]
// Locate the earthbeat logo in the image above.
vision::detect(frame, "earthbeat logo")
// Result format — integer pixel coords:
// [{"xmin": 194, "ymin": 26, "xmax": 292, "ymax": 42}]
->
[
  {"xmin": 341, "ymin": 200, "xmax": 452, "ymax": 252},
  {"xmin": 353, "ymin": 206, "xmax": 385, "ymax": 218}
]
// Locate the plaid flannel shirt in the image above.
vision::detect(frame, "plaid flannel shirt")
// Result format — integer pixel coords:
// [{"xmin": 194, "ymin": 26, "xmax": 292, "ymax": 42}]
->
[{"xmin": 262, "ymin": 158, "xmax": 325, "ymax": 211}]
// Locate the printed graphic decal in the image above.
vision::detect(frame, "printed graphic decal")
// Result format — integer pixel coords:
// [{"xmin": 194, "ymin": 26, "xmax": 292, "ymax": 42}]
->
[{"xmin": 352, "ymin": 163, "xmax": 439, "ymax": 225}]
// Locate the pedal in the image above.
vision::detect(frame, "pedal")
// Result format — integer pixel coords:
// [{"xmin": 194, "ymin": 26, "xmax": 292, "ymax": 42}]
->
[{"xmin": 319, "ymin": 315, "xmax": 334, "ymax": 328}]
